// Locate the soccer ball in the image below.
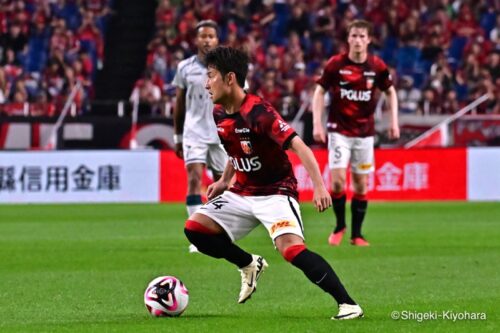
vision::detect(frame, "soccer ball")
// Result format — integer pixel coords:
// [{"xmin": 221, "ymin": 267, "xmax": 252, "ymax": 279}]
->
[{"xmin": 144, "ymin": 276, "xmax": 189, "ymax": 317}]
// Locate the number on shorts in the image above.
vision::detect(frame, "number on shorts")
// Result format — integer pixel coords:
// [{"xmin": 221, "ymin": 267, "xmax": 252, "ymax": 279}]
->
[{"xmin": 334, "ymin": 146, "xmax": 342, "ymax": 159}]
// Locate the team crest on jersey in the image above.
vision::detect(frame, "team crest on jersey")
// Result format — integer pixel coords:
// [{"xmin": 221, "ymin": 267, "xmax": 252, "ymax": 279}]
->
[
  {"xmin": 240, "ymin": 139, "xmax": 253, "ymax": 155},
  {"xmin": 366, "ymin": 78, "xmax": 374, "ymax": 89},
  {"xmin": 364, "ymin": 71, "xmax": 375, "ymax": 89}
]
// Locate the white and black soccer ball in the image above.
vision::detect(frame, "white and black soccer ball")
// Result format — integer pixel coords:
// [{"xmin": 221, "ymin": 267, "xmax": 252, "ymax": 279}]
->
[{"xmin": 144, "ymin": 276, "xmax": 189, "ymax": 317}]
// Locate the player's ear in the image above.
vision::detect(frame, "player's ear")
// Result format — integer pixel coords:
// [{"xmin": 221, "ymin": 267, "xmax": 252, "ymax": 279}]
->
[{"xmin": 225, "ymin": 72, "xmax": 236, "ymax": 86}]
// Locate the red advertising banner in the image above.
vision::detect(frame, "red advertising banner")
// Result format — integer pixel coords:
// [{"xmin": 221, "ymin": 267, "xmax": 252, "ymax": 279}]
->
[
  {"xmin": 373, "ymin": 148, "xmax": 466, "ymax": 200},
  {"xmin": 160, "ymin": 151, "xmax": 214, "ymax": 202},
  {"xmin": 160, "ymin": 151, "xmax": 187, "ymax": 202},
  {"xmin": 287, "ymin": 148, "xmax": 467, "ymax": 201},
  {"xmin": 160, "ymin": 148, "xmax": 467, "ymax": 202}
]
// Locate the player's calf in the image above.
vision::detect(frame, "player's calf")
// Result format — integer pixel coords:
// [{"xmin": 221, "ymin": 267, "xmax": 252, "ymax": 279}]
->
[
  {"xmin": 184, "ymin": 219, "xmax": 253, "ymax": 266},
  {"xmin": 283, "ymin": 244, "xmax": 362, "ymax": 314}
]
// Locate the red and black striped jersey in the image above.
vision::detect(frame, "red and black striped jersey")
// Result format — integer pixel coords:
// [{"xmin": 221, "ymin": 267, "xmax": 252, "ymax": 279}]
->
[
  {"xmin": 317, "ymin": 53, "xmax": 393, "ymax": 137},
  {"xmin": 213, "ymin": 94, "xmax": 298, "ymax": 199}
]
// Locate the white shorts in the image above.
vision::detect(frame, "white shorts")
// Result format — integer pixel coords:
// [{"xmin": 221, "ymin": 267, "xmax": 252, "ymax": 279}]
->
[
  {"xmin": 183, "ymin": 142, "xmax": 227, "ymax": 174},
  {"xmin": 197, "ymin": 191, "xmax": 304, "ymax": 243},
  {"xmin": 328, "ymin": 132, "xmax": 374, "ymax": 174}
]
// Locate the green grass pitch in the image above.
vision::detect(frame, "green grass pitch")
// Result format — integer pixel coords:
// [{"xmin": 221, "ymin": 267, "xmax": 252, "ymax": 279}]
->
[{"xmin": 0, "ymin": 202, "xmax": 498, "ymax": 333}]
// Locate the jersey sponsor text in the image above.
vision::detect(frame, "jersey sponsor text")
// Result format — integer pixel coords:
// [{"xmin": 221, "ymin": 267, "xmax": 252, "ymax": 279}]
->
[
  {"xmin": 340, "ymin": 88, "xmax": 372, "ymax": 101},
  {"xmin": 229, "ymin": 156, "xmax": 262, "ymax": 172}
]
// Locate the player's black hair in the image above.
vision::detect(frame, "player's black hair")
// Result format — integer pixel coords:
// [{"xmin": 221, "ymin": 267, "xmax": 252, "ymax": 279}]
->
[
  {"xmin": 195, "ymin": 20, "xmax": 219, "ymax": 37},
  {"xmin": 205, "ymin": 46, "xmax": 249, "ymax": 88},
  {"xmin": 347, "ymin": 19, "xmax": 373, "ymax": 36}
]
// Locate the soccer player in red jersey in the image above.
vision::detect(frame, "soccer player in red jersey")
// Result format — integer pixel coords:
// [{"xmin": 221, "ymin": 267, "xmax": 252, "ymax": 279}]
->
[
  {"xmin": 183, "ymin": 46, "xmax": 363, "ymax": 320},
  {"xmin": 312, "ymin": 19, "xmax": 400, "ymax": 246}
]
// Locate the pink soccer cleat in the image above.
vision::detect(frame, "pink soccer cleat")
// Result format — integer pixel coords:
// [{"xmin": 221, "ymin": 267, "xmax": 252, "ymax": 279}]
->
[
  {"xmin": 328, "ymin": 228, "xmax": 346, "ymax": 246},
  {"xmin": 350, "ymin": 237, "xmax": 370, "ymax": 246}
]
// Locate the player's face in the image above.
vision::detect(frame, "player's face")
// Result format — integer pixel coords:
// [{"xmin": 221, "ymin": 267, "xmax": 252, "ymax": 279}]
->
[
  {"xmin": 347, "ymin": 27, "xmax": 370, "ymax": 54},
  {"xmin": 196, "ymin": 27, "xmax": 218, "ymax": 55},
  {"xmin": 206, "ymin": 66, "xmax": 228, "ymax": 104}
]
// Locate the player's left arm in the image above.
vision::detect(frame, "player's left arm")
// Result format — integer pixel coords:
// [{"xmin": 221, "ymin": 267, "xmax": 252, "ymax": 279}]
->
[
  {"xmin": 288, "ymin": 136, "xmax": 332, "ymax": 212},
  {"xmin": 206, "ymin": 161, "xmax": 235, "ymax": 200},
  {"xmin": 383, "ymin": 86, "xmax": 400, "ymax": 140}
]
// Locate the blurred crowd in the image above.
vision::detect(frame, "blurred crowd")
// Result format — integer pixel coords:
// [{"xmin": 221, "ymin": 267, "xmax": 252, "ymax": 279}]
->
[
  {"xmin": 2, "ymin": 0, "xmax": 498, "ymax": 118},
  {"xmin": 0, "ymin": 0, "xmax": 111, "ymax": 116},
  {"xmin": 139, "ymin": 0, "xmax": 499, "ymax": 117}
]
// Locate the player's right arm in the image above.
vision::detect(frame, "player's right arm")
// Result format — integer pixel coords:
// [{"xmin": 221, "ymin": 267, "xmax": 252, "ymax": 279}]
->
[
  {"xmin": 312, "ymin": 84, "xmax": 327, "ymax": 144},
  {"xmin": 289, "ymin": 136, "xmax": 331, "ymax": 212},
  {"xmin": 206, "ymin": 161, "xmax": 235, "ymax": 200},
  {"xmin": 384, "ymin": 86, "xmax": 400, "ymax": 140},
  {"xmin": 173, "ymin": 87, "xmax": 186, "ymax": 159}
]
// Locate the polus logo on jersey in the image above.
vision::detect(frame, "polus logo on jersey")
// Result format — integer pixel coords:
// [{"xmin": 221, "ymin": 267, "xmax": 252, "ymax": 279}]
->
[
  {"xmin": 340, "ymin": 88, "xmax": 372, "ymax": 102},
  {"xmin": 229, "ymin": 156, "xmax": 262, "ymax": 172}
]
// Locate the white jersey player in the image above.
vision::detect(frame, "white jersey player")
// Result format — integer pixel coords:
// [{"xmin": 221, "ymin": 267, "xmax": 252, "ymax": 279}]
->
[{"xmin": 172, "ymin": 20, "xmax": 227, "ymax": 218}]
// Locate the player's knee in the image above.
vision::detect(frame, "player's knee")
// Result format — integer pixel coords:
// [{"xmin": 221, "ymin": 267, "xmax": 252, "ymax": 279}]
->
[
  {"xmin": 184, "ymin": 220, "xmax": 214, "ymax": 243},
  {"xmin": 352, "ymin": 182, "xmax": 368, "ymax": 195},
  {"xmin": 332, "ymin": 179, "xmax": 345, "ymax": 193},
  {"xmin": 352, "ymin": 174, "xmax": 369, "ymax": 194},
  {"xmin": 184, "ymin": 220, "xmax": 212, "ymax": 253},
  {"xmin": 281, "ymin": 244, "xmax": 307, "ymax": 262},
  {"xmin": 184, "ymin": 222, "xmax": 198, "ymax": 244},
  {"xmin": 184, "ymin": 220, "xmax": 229, "ymax": 258},
  {"xmin": 185, "ymin": 219, "xmax": 215, "ymax": 234}
]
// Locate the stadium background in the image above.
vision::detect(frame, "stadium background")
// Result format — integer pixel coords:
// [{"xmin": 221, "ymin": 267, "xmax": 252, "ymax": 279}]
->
[
  {"xmin": 0, "ymin": 0, "xmax": 498, "ymax": 201},
  {"xmin": 0, "ymin": 1, "xmax": 499, "ymax": 332}
]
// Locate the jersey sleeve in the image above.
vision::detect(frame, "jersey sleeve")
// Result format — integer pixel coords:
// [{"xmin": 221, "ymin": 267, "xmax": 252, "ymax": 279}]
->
[
  {"xmin": 252, "ymin": 103, "xmax": 297, "ymax": 149},
  {"xmin": 316, "ymin": 57, "xmax": 337, "ymax": 90},
  {"xmin": 375, "ymin": 60, "xmax": 393, "ymax": 91},
  {"xmin": 171, "ymin": 64, "xmax": 186, "ymax": 89}
]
